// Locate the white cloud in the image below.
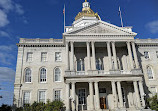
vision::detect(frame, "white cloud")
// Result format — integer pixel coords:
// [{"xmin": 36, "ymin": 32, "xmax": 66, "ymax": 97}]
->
[
  {"xmin": 0, "ymin": 9, "xmax": 9, "ymax": 27},
  {"xmin": 0, "ymin": 0, "xmax": 13, "ymax": 12},
  {"xmin": 0, "ymin": 30, "xmax": 10, "ymax": 37},
  {"xmin": 0, "ymin": 67, "xmax": 15, "ymax": 82},
  {"xmin": 0, "ymin": 0, "xmax": 25, "ymax": 28},
  {"xmin": 0, "ymin": 45, "xmax": 16, "ymax": 65},
  {"xmin": 146, "ymin": 20, "xmax": 158, "ymax": 34},
  {"xmin": 15, "ymin": 4, "xmax": 24, "ymax": 15}
]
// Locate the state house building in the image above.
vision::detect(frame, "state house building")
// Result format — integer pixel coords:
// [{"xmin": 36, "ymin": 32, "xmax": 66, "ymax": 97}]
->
[{"xmin": 14, "ymin": 0, "xmax": 158, "ymax": 111}]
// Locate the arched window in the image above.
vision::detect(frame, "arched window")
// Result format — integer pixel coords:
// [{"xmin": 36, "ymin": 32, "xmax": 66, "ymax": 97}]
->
[
  {"xmin": 40, "ymin": 68, "xmax": 46, "ymax": 82},
  {"xmin": 77, "ymin": 59, "xmax": 85, "ymax": 71},
  {"xmin": 25, "ymin": 68, "xmax": 31, "ymax": 83},
  {"xmin": 147, "ymin": 66, "xmax": 153, "ymax": 79},
  {"xmin": 96, "ymin": 58, "xmax": 104, "ymax": 70},
  {"xmin": 54, "ymin": 68, "xmax": 61, "ymax": 82}
]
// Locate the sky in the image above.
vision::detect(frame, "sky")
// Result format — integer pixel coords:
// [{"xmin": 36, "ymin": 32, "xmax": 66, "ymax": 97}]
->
[{"xmin": 0, "ymin": 0, "xmax": 158, "ymax": 106}]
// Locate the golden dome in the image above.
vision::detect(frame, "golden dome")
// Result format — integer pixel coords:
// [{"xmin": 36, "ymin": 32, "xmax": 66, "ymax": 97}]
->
[{"xmin": 75, "ymin": 1, "xmax": 101, "ymax": 21}]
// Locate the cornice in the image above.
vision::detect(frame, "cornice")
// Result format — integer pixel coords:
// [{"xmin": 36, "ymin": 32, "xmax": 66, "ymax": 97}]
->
[{"xmin": 17, "ymin": 43, "xmax": 65, "ymax": 47}]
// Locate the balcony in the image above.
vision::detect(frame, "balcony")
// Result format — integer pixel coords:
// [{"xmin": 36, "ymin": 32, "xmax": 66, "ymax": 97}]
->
[{"xmin": 65, "ymin": 69, "xmax": 142, "ymax": 77}]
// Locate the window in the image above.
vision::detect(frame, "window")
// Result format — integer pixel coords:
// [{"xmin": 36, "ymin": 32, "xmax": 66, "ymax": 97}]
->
[
  {"xmin": 77, "ymin": 59, "xmax": 85, "ymax": 71},
  {"xmin": 40, "ymin": 68, "xmax": 46, "ymax": 82},
  {"xmin": 23, "ymin": 91, "xmax": 30, "ymax": 105},
  {"xmin": 39, "ymin": 91, "xmax": 46, "ymax": 103},
  {"xmin": 78, "ymin": 89, "xmax": 86, "ymax": 105},
  {"xmin": 25, "ymin": 68, "xmax": 31, "ymax": 83},
  {"xmin": 27, "ymin": 52, "xmax": 33, "ymax": 62},
  {"xmin": 96, "ymin": 58, "xmax": 104, "ymax": 70},
  {"xmin": 55, "ymin": 52, "xmax": 62, "ymax": 61},
  {"xmin": 147, "ymin": 66, "xmax": 154, "ymax": 79},
  {"xmin": 54, "ymin": 90, "xmax": 61, "ymax": 101},
  {"xmin": 150, "ymin": 87, "xmax": 157, "ymax": 96},
  {"xmin": 41, "ymin": 52, "xmax": 47, "ymax": 62},
  {"xmin": 144, "ymin": 51, "xmax": 149, "ymax": 59},
  {"xmin": 156, "ymin": 51, "xmax": 158, "ymax": 58},
  {"xmin": 54, "ymin": 68, "xmax": 61, "ymax": 82}
]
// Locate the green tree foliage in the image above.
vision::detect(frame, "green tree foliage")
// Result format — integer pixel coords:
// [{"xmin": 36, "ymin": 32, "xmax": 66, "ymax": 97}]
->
[
  {"xmin": 148, "ymin": 94, "xmax": 158, "ymax": 111},
  {"xmin": 15, "ymin": 100, "xmax": 65, "ymax": 111},
  {"xmin": 0, "ymin": 104, "xmax": 12, "ymax": 111}
]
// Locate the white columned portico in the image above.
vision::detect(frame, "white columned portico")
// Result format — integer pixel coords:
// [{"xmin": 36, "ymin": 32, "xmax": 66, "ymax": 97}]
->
[
  {"xmin": 66, "ymin": 83, "xmax": 70, "ymax": 111},
  {"xmin": 66, "ymin": 42, "xmax": 69, "ymax": 70},
  {"xmin": 71, "ymin": 82, "xmax": 76, "ymax": 111},
  {"xmin": 70, "ymin": 42, "xmax": 74, "ymax": 71},
  {"xmin": 91, "ymin": 41, "xmax": 96, "ymax": 70},
  {"xmin": 107, "ymin": 42, "xmax": 112, "ymax": 70},
  {"xmin": 94, "ymin": 81, "xmax": 100, "ymax": 110},
  {"xmin": 87, "ymin": 42, "xmax": 91, "ymax": 70},
  {"xmin": 117, "ymin": 81, "xmax": 123, "ymax": 108},
  {"xmin": 132, "ymin": 42, "xmax": 140, "ymax": 69},
  {"xmin": 133, "ymin": 81, "xmax": 141, "ymax": 108},
  {"xmin": 138, "ymin": 81, "xmax": 145, "ymax": 108},
  {"xmin": 127, "ymin": 42, "xmax": 134, "ymax": 69},
  {"xmin": 111, "ymin": 81, "xmax": 118, "ymax": 108},
  {"xmin": 112, "ymin": 42, "xmax": 118, "ymax": 70},
  {"xmin": 89, "ymin": 82, "xmax": 94, "ymax": 110}
]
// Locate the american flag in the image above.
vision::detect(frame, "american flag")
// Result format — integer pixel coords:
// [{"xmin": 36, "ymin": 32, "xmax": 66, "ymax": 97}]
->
[{"xmin": 63, "ymin": 5, "xmax": 65, "ymax": 14}]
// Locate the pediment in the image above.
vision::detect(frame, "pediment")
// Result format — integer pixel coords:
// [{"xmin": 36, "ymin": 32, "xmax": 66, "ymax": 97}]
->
[{"xmin": 65, "ymin": 21, "xmax": 137, "ymax": 36}]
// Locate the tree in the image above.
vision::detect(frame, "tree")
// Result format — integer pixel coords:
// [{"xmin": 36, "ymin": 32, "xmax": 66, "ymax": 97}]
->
[
  {"xmin": 0, "ymin": 104, "xmax": 12, "ymax": 111},
  {"xmin": 148, "ymin": 94, "xmax": 158, "ymax": 111}
]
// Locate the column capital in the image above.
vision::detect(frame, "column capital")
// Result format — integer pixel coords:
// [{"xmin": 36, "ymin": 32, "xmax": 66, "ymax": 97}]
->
[
  {"xmin": 111, "ymin": 41, "xmax": 115, "ymax": 44},
  {"xmin": 86, "ymin": 41, "xmax": 90, "ymax": 44},
  {"xmin": 106, "ymin": 41, "xmax": 111, "ymax": 44},
  {"xmin": 126, "ymin": 41, "xmax": 131, "ymax": 44},
  {"xmin": 66, "ymin": 41, "xmax": 69, "ymax": 44},
  {"xmin": 71, "ymin": 82, "xmax": 76, "ymax": 84},
  {"xmin": 111, "ymin": 81, "xmax": 116, "ymax": 83},
  {"xmin": 94, "ymin": 81, "xmax": 99, "ymax": 83},
  {"xmin": 131, "ymin": 41, "xmax": 136, "ymax": 44},
  {"xmin": 70, "ymin": 41, "xmax": 74, "ymax": 44},
  {"xmin": 88, "ymin": 81, "xmax": 94, "ymax": 83},
  {"xmin": 91, "ymin": 41, "xmax": 95, "ymax": 44}
]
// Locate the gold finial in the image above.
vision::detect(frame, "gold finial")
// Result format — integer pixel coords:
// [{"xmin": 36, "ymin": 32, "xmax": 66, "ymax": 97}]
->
[{"xmin": 85, "ymin": 0, "xmax": 87, "ymax": 2}]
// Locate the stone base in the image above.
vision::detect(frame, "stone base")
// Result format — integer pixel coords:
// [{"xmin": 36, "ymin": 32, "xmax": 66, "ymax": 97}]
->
[
  {"xmin": 131, "ymin": 69, "xmax": 142, "ymax": 75},
  {"xmin": 87, "ymin": 70, "xmax": 98, "ymax": 75},
  {"xmin": 109, "ymin": 70, "xmax": 121, "ymax": 74}
]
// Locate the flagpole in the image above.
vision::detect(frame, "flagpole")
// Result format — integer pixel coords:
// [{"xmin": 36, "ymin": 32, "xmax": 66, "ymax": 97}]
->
[
  {"xmin": 64, "ymin": 4, "xmax": 65, "ymax": 33},
  {"xmin": 119, "ymin": 6, "xmax": 124, "ymax": 27}
]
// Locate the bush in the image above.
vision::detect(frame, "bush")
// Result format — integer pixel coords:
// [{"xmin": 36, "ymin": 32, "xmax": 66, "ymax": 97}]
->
[
  {"xmin": 0, "ymin": 104, "xmax": 12, "ymax": 111},
  {"xmin": 148, "ymin": 94, "xmax": 158, "ymax": 111},
  {"xmin": 15, "ymin": 100, "xmax": 65, "ymax": 111}
]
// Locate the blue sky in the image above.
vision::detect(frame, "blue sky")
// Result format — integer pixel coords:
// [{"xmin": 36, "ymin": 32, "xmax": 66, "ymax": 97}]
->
[{"xmin": 0, "ymin": 0, "xmax": 158, "ymax": 106}]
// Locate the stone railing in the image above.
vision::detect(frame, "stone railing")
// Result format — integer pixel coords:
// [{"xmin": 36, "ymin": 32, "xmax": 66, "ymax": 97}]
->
[
  {"xmin": 65, "ymin": 69, "xmax": 142, "ymax": 77},
  {"xmin": 19, "ymin": 38, "xmax": 64, "ymax": 44}
]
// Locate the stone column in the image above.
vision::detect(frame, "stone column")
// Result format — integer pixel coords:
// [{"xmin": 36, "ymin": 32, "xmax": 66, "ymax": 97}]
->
[
  {"xmin": 133, "ymin": 81, "xmax": 141, "ymax": 108},
  {"xmin": 127, "ymin": 42, "xmax": 134, "ymax": 69},
  {"xmin": 89, "ymin": 82, "xmax": 94, "ymax": 110},
  {"xmin": 138, "ymin": 81, "xmax": 145, "ymax": 108},
  {"xmin": 66, "ymin": 83, "xmax": 70, "ymax": 111},
  {"xmin": 70, "ymin": 42, "xmax": 74, "ymax": 71},
  {"xmin": 107, "ymin": 42, "xmax": 112, "ymax": 70},
  {"xmin": 112, "ymin": 42, "xmax": 118, "ymax": 70},
  {"xmin": 94, "ymin": 82, "xmax": 100, "ymax": 110},
  {"xmin": 111, "ymin": 81, "xmax": 118, "ymax": 108},
  {"xmin": 66, "ymin": 42, "xmax": 69, "ymax": 70},
  {"xmin": 132, "ymin": 42, "xmax": 140, "ymax": 69},
  {"xmin": 87, "ymin": 42, "xmax": 91, "ymax": 70},
  {"xmin": 72, "ymin": 82, "xmax": 76, "ymax": 111},
  {"xmin": 117, "ymin": 81, "xmax": 123, "ymax": 108},
  {"xmin": 91, "ymin": 41, "xmax": 96, "ymax": 70}
]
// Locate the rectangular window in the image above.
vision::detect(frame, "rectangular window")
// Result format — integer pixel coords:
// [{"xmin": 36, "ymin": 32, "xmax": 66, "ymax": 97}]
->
[
  {"xmin": 78, "ymin": 89, "xmax": 86, "ymax": 105},
  {"xmin": 144, "ymin": 51, "xmax": 149, "ymax": 59},
  {"xmin": 41, "ymin": 52, "xmax": 47, "ymax": 62},
  {"xmin": 54, "ymin": 90, "xmax": 61, "ymax": 101},
  {"xmin": 55, "ymin": 52, "xmax": 62, "ymax": 61},
  {"xmin": 39, "ymin": 91, "xmax": 46, "ymax": 103},
  {"xmin": 23, "ymin": 91, "xmax": 30, "ymax": 105},
  {"xmin": 27, "ymin": 52, "xmax": 33, "ymax": 62},
  {"xmin": 156, "ymin": 51, "xmax": 158, "ymax": 58}
]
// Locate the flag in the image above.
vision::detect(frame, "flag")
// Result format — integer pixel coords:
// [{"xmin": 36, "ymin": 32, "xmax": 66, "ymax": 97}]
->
[
  {"xmin": 63, "ymin": 5, "xmax": 65, "ymax": 14},
  {"xmin": 118, "ymin": 6, "xmax": 121, "ymax": 15}
]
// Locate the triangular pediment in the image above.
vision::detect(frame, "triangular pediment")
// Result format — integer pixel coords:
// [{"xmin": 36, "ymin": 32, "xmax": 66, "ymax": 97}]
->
[{"xmin": 64, "ymin": 21, "xmax": 137, "ymax": 36}]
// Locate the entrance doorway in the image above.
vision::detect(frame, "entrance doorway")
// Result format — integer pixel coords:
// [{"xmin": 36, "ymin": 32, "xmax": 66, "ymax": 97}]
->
[{"xmin": 100, "ymin": 97, "xmax": 106, "ymax": 109}]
